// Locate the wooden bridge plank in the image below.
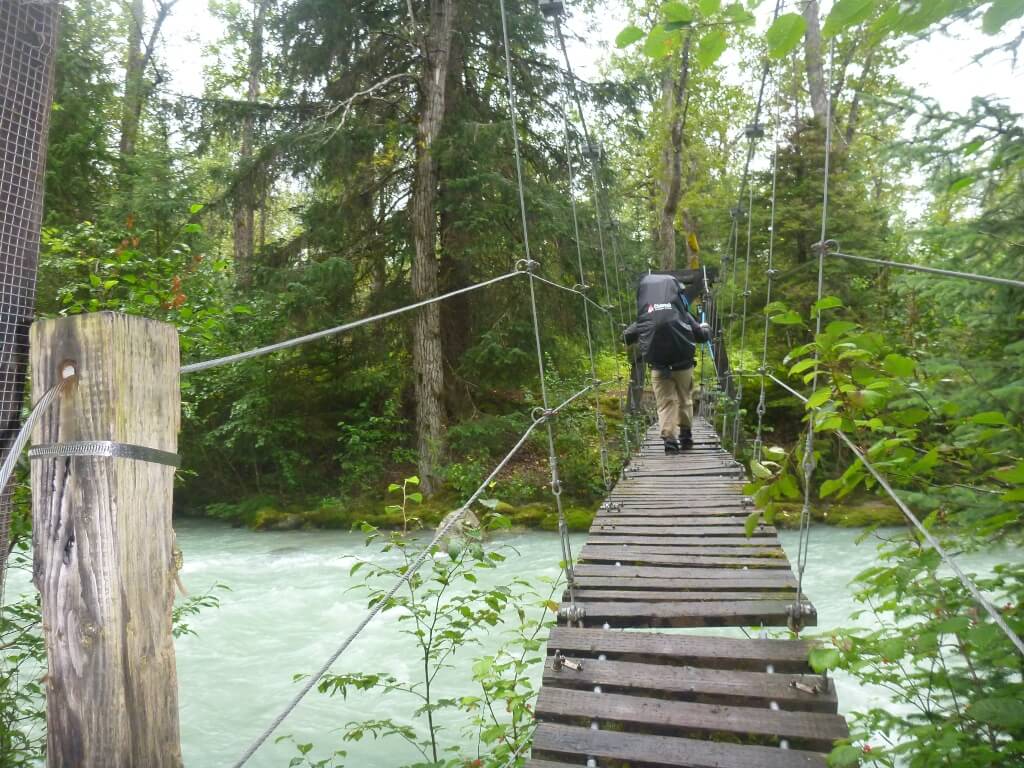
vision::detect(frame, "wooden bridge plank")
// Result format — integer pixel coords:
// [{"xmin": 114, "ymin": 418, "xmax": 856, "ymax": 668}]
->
[
  {"xmin": 574, "ymin": 575, "xmax": 796, "ymax": 592},
  {"xmin": 580, "ymin": 544, "xmax": 784, "ymax": 557},
  {"xmin": 573, "ymin": 593, "xmax": 794, "ymax": 606},
  {"xmin": 545, "ymin": 627, "xmax": 812, "ymax": 672},
  {"xmin": 589, "ymin": 525, "xmax": 776, "ymax": 537},
  {"xmin": 531, "ymin": 723, "xmax": 828, "ymax": 768},
  {"xmin": 535, "ymin": 688, "xmax": 849, "ymax": 750},
  {"xmin": 542, "ymin": 657, "xmax": 836, "ymax": 712},
  {"xmin": 573, "ymin": 564, "xmax": 798, "ymax": 586},
  {"xmin": 568, "ymin": 599, "xmax": 814, "ymax": 628},
  {"xmin": 579, "ymin": 548, "xmax": 790, "ymax": 569}
]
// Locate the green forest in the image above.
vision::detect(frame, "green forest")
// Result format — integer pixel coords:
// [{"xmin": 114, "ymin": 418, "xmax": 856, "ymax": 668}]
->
[{"xmin": 2, "ymin": 0, "xmax": 1023, "ymax": 766}]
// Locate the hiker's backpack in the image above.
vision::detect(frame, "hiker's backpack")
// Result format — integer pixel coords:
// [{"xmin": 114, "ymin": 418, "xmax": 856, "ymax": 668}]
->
[{"xmin": 633, "ymin": 274, "xmax": 697, "ymax": 368}]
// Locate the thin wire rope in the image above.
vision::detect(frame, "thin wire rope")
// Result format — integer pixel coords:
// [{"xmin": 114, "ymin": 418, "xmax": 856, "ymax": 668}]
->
[
  {"xmin": 529, "ymin": 274, "xmax": 610, "ymax": 316},
  {"xmin": 794, "ymin": 39, "xmax": 836, "ymax": 622},
  {"xmin": 228, "ymin": 382, "xmax": 600, "ymax": 767},
  {"xmin": 181, "ymin": 271, "xmax": 523, "ymax": 374},
  {"xmin": 0, "ymin": 378, "xmax": 66, "ymax": 600},
  {"xmin": 498, "ymin": 0, "xmax": 576, "ymax": 607},
  {"xmin": 559, "ymin": 79, "xmax": 611, "ymax": 493},
  {"xmin": 713, "ymin": 0, "xmax": 783, "ymax": 447},
  {"xmin": 753, "ymin": 77, "xmax": 784, "ymax": 463},
  {"xmin": 732, "ymin": 178, "xmax": 757, "ymax": 448},
  {"xmin": 829, "ymin": 251, "xmax": 1024, "ymax": 290},
  {"xmin": 762, "ymin": 374, "xmax": 1024, "ymax": 657},
  {"xmin": 552, "ymin": 13, "xmax": 632, "ymax": 459}
]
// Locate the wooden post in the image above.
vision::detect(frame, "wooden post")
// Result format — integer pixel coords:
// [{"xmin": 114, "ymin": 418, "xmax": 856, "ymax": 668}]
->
[{"xmin": 30, "ymin": 312, "xmax": 182, "ymax": 768}]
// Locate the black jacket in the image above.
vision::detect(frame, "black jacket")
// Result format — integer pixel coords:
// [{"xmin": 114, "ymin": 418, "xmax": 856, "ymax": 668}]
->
[{"xmin": 624, "ymin": 274, "xmax": 710, "ymax": 371}]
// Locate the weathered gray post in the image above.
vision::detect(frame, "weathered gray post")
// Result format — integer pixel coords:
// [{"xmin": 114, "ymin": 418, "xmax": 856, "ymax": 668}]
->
[{"xmin": 30, "ymin": 312, "xmax": 183, "ymax": 768}]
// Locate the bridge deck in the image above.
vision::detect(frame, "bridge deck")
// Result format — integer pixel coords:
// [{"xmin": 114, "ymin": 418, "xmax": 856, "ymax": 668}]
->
[{"xmin": 528, "ymin": 419, "xmax": 847, "ymax": 767}]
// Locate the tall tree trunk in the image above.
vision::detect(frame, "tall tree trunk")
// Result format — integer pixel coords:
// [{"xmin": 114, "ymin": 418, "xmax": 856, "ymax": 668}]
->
[
  {"xmin": 410, "ymin": 0, "xmax": 456, "ymax": 495},
  {"xmin": 802, "ymin": 0, "xmax": 828, "ymax": 124},
  {"xmin": 119, "ymin": 0, "xmax": 145, "ymax": 161},
  {"xmin": 233, "ymin": 0, "xmax": 267, "ymax": 288},
  {"xmin": 656, "ymin": 35, "xmax": 691, "ymax": 271}
]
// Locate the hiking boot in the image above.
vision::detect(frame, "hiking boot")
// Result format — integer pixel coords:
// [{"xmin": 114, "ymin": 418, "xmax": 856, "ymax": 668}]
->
[
  {"xmin": 664, "ymin": 438, "xmax": 681, "ymax": 454},
  {"xmin": 679, "ymin": 427, "xmax": 694, "ymax": 450}
]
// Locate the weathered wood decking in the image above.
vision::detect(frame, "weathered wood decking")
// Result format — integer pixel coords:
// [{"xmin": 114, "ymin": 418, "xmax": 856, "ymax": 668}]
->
[{"xmin": 528, "ymin": 419, "xmax": 847, "ymax": 767}]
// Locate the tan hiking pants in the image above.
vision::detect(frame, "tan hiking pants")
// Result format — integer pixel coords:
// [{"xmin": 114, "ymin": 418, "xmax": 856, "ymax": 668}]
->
[{"xmin": 652, "ymin": 367, "xmax": 694, "ymax": 440}]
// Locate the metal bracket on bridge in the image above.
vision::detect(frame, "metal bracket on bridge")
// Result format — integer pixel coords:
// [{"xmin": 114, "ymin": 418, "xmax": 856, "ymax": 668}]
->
[
  {"xmin": 30, "ymin": 441, "xmax": 180, "ymax": 468},
  {"xmin": 786, "ymin": 601, "xmax": 817, "ymax": 634},
  {"xmin": 552, "ymin": 650, "xmax": 583, "ymax": 672},
  {"xmin": 558, "ymin": 604, "xmax": 586, "ymax": 624}
]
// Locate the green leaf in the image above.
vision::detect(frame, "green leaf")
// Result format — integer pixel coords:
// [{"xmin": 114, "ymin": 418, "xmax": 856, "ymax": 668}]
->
[
  {"xmin": 723, "ymin": 2, "xmax": 755, "ymax": 26},
  {"xmin": 615, "ymin": 25, "xmax": 645, "ymax": 48},
  {"xmin": 982, "ymin": 0, "xmax": 1024, "ymax": 35},
  {"xmin": 882, "ymin": 353, "xmax": 915, "ymax": 377},
  {"xmin": 892, "ymin": 407, "xmax": 929, "ymax": 427},
  {"xmin": 1001, "ymin": 488, "xmax": 1024, "ymax": 501},
  {"xmin": 789, "ymin": 358, "xmax": 818, "ymax": 375},
  {"xmin": 823, "ymin": 0, "xmax": 876, "ymax": 37},
  {"xmin": 770, "ymin": 310, "xmax": 804, "ymax": 325},
  {"xmin": 968, "ymin": 697, "xmax": 1024, "ymax": 728},
  {"xmin": 697, "ymin": 0, "xmax": 721, "ymax": 14},
  {"xmin": 948, "ymin": 174, "xmax": 975, "ymax": 193},
  {"xmin": 970, "ymin": 411, "xmax": 1009, "ymax": 426},
  {"xmin": 763, "ymin": 445, "xmax": 787, "ymax": 461},
  {"xmin": 777, "ymin": 473, "xmax": 800, "ymax": 499},
  {"xmin": 806, "ymin": 387, "xmax": 831, "ymax": 410},
  {"xmin": 765, "ymin": 13, "xmax": 806, "ymax": 59},
  {"xmin": 643, "ymin": 24, "xmax": 679, "ymax": 57},
  {"xmin": 820, "ymin": 477, "xmax": 843, "ymax": 498},
  {"xmin": 695, "ymin": 29, "xmax": 728, "ymax": 67},
  {"xmin": 995, "ymin": 461, "xmax": 1024, "ymax": 483},
  {"xmin": 407, "ymin": 492, "xmax": 423, "ymax": 503},
  {"xmin": 744, "ymin": 510, "xmax": 760, "ymax": 537},
  {"xmin": 751, "ymin": 459, "xmax": 773, "ymax": 479},
  {"xmin": 189, "ymin": 203, "xmax": 204, "ymax": 214},
  {"xmin": 828, "ymin": 745, "xmax": 862, "ymax": 768},
  {"xmin": 811, "ymin": 295, "xmax": 843, "ymax": 317},
  {"xmin": 910, "ymin": 448, "xmax": 939, "ymax": 473},
  {"xmin": 662, "ymin": 2, "xmax": 694, "ymax": 23},
  {"xmin": 808, "ymin": 647, "xmax": 840, "ymax": 673},
  {"xmin": 407, "ymin": 475, "xmax": 420, "ymax": 485}
]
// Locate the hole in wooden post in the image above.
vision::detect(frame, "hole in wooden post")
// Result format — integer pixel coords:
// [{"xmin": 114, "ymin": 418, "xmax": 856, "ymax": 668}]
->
[{"xmin": 60, "ymin": 360, "xmax": 78, "ymax": 381}]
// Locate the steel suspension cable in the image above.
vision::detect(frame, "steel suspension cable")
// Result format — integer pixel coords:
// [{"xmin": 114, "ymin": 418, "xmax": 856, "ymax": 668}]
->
[
  {"xmin": 713, "ymin": 0, "xmax": 783, "ymax": 445},
  {"xmin": 552, "ymin": 13, "xmax": 633, "ymax": 459},
  {"xmin": 753, "ymin": 79, "xmax": 784, "ymax": 463},
  {"xmin": 762, "ymin": 375, "xmax": 1024, "ymax": 658},
  {"xmin": 558, "ymin": 77, "xmax": 611, "ymax": 492},
  {"xmin": 498, "ymin": 0, "xmax": 578, "ymax": 610},
  {"xmin": 828, "ymin": 250, "xmax": 1024, "ymax": 290},
  {"xmin": 732, "ymin": 178, "xmax": 757, "ymax": 449},
  {"xmin": 228, "ymin": 383, "xmax": 599, "ymax": 767},
  {"xmin": 793, "ymin": 39, "xmax": 836, "ymax": 628},
  {"xmin": 181, "ymin": 271, "xmax": 523, "ymax": 374}
]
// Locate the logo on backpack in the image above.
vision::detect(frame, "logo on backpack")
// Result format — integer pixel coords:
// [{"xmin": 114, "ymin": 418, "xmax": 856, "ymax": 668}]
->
[{"xmin": 647, "ymin": 302, "xmax": 672, "ymax": 313}]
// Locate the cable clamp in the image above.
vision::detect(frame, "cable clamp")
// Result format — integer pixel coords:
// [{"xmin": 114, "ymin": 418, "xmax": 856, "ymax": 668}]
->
[
  {"xmin": 786, "ymin": 602, "xmax": 817, "ymax": 635},
  {"xmin": 743, "ymin": 289, "xmax": 752, "ymax": 298},
  {"xmin": 584, "ymin": 142, "xmax": 603, "ymax": 161},
  {"xmin": 730, "ymin": 206, "xmax": 743, "ymax": 220},
  {"xmin": 515, "ymin": 258, "xmax": 540, "ymax": 273},
  {"xmin": 741, "ymin": 496, "xmax": 754, "ymax": 508},
  {"xmin": 532, "ymin": 406, "xmax": 555, "ymax": 422},
  {"xmin": 30, "ymin": 440, "xmax": 180, "ymax": 468},
  {"xmin": 744, "ymin": 123, "xmax": 765, "ymax": 140},
  {"xmin": 573, "ymin": 283, "xmax": 591, "ymax": 293},
  {"xmin": 539, "ymin": 0, "xmax": 566, "ymax": 18},
  {"xmin": 810, "ymin": 239, "xmax": 839, "ymax": 256},
  {"xmin": 556, "ymin": 602, "xmax": 586, "ymax": 623},
  {"xmin": 552, "ymin": 649, "xmax": 584, "ymax": 672},
  {"xmin": 766, "ymin": 268, "xmax": 780, "ymax": 278}
]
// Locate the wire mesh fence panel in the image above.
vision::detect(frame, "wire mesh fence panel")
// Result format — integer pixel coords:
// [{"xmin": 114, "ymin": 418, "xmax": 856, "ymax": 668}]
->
[{"xmin": 0, "ymin": 0, "xmax": 59, "ymax": 594}]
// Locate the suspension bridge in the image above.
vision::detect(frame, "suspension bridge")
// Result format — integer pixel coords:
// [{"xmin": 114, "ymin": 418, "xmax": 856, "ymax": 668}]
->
[{"xmin": 2, "ymin": 1, "xmax": 1023, "ymax": 766}]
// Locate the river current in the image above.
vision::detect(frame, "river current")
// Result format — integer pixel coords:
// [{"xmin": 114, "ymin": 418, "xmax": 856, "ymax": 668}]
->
[{"xmin": 4, "ymin": 521, "xmax": 1013, "ymax": 767}]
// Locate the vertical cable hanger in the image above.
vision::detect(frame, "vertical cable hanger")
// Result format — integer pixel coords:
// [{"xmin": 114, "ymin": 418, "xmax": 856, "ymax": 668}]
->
[
  {"xmin": 498, "ymin": 0, "xmax": 579, "ymax": 615},
  {"xmin": 791, "ymin": 38, "xmax": 836, "ymax": 634}
]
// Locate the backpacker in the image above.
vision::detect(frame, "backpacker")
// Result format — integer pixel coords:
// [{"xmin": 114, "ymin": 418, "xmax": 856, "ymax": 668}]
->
[{"xmin": 633, "ymin": 274, "xmax": 697, "ymax": 368}]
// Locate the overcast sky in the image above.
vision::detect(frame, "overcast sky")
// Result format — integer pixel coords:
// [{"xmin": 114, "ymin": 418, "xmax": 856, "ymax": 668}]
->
[{"xmin": 160, "ymin": 0, "xmax": 1023, "ymax": 115}]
